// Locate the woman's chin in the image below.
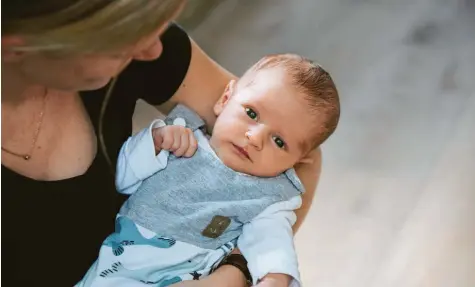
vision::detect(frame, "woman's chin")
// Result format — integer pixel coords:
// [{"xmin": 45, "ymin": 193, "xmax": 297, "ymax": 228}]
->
[
  {"xmin": 81, "ymin": 77, "xmax": 113, "ymax": 90},
  {"xmin": 58, "ymin": 78, "xmax": 112, "ymax": 92}
]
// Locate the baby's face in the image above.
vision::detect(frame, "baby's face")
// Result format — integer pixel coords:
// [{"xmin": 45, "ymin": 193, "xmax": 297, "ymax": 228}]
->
[{"xmin": 210, "ymin": 68, "xmax": 315, "ymax": 177}]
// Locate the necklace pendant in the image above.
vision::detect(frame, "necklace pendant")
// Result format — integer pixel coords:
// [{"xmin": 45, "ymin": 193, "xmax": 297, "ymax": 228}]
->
[{"xmin": 23, "ymin": 155, "xmax": 31, "ymax": 160}]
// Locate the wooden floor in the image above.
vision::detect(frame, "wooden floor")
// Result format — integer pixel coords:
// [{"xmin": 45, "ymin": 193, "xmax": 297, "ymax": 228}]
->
[{"xmin": 134, "ymin": 0, "xmax": 475, "ymax": 285}]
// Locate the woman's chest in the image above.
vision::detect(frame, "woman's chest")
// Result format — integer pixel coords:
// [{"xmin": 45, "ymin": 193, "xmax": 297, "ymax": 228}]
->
[{"xmin": 2, "ymin": 94, "xmax": 99, "ymax": 181}]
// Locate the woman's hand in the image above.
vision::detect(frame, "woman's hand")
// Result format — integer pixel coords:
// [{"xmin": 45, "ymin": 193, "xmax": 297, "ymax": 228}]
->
[
  {"xmin": 168, "ymin": 265, "xmax": 248, "ymax": 287},
  {"xmin": 255, "ymin": 274, "xmax": 291, "ymax": 287},
  {"xmin": 152, "ymin": 125, "xmax": 197, "ymax": 157},
  {"xmin": 201, "ymin": 265, "xmax": 248, "ymax": 287}
]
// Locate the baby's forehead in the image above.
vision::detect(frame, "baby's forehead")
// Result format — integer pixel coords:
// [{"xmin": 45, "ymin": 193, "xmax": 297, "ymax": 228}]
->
[
  {"xmin": 240, "ymin": 63, "xmax": 289, "ymax": 82},
  {"xmin": 238, "ymin": 69, "xmax": 303, "ymax": 98}
]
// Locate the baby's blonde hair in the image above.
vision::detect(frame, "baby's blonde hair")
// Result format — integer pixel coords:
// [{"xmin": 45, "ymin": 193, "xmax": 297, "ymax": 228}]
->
[{"xmin": 3, "ymin": 0, "xmax": 184, "ymax": 53}]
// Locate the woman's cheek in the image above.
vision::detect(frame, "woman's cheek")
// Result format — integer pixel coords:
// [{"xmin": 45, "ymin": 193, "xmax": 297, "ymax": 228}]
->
[{"xmin": 93, "ymin": 60, "xmax": 127, "ymax": 79}]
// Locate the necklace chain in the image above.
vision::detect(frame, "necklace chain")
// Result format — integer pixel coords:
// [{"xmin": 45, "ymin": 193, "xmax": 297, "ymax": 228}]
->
[{"xmin": 2, "ymin": 88, "xmax": 48, "ymax": 161}]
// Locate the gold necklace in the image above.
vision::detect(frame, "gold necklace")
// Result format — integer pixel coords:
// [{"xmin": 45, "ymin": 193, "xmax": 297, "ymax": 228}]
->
[{"xmin": 2, "ymin": 88, "xmax": 48, "ymax": 161}]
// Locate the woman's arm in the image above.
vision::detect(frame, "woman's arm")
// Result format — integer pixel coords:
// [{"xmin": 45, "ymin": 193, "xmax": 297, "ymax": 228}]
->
[
  {"xmin": 293, "ymin": 147, "xmax": 322, "ymax": 232},
  {"xmin": 157, "ymin": 38, "xmax": 237, "ymax": 128},
  {"xmin": 168, "ymin": 265, "xmax": 248, "ymax": 287},
  {"xmin": 162, "ymin": 38, "xmax": 322, "ymax": 287}
]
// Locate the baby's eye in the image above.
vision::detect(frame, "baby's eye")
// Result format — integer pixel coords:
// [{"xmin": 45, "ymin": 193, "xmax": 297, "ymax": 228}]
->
[
  {"xmin": 273, "ymin": 136, "xmax": 286, "ymax": 149},
  {"xmin": 245, "ymin": 108, "xmax": 258, "ymax": 120}
]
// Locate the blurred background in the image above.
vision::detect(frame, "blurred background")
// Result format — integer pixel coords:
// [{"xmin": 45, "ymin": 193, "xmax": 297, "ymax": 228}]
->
[{"xmin": 135, "ymin": 0, "xmax": 475, "ymax": 286}]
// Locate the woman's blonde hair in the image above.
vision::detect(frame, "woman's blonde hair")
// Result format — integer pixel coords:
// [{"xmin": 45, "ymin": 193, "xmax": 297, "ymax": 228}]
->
[{"xmin": 3, "ymin": 0, "xmax": 185, "ymax": 53}]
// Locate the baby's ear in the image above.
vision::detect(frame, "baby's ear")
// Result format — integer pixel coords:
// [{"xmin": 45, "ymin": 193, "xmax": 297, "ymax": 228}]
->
[{"xmin": 213, "ymin": 80, "xmax": 236, "ymax": 116}]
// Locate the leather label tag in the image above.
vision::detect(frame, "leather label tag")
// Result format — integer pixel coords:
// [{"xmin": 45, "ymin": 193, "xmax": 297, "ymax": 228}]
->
[{"xmin": 202, "ymin": 215, "xmax": 231, "ymax": 238}]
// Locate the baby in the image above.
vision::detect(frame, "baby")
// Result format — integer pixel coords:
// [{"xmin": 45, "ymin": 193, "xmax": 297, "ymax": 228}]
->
[{"xmin": 78, "ymin": 54, "xmax": 340, "ymax": 287}]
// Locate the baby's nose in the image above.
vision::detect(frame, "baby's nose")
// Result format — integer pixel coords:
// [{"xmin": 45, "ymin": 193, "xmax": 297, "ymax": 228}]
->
[{"xmin": 245, "ymin": 128, "xmax": 265, "ymax": 150}]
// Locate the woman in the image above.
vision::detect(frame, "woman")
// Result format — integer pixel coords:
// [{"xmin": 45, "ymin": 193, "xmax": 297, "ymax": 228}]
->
[{"xmin": 2, "ymin": 0, "xmax": 322, "ymax": 286}]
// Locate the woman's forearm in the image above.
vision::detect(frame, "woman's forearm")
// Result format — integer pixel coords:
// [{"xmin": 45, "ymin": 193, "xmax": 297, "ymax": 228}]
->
[
  {"xmin": 168, "ymin": 265, "xmax": 247, "ymax": 287},
  {"xmin": 293, "ymin": 147, "xmax": 322, "ymax": 233},
  {"xmin": 205, "ymin": 265, "xmax": 248, "ymax": 287}
]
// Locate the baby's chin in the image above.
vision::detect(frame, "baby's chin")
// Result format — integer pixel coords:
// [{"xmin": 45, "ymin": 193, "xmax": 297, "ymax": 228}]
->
[
  {"xmin": 247, "ymin": 168, "xmax": 289, "ymax": 178},
  {"xmin": 218, "ymin": 153, "xmax": 289, "ymax": 178}
]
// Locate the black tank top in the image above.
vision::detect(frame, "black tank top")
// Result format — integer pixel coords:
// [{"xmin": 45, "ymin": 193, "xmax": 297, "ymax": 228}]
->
[{"xmin": 2, "ymin": 24, "xmax": 191, "ymax": 286}]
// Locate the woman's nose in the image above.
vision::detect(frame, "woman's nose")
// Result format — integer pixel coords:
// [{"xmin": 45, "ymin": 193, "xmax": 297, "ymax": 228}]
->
[{"xmin": 132, "ymin": 39, "xmax": 163, "ymax": 61}]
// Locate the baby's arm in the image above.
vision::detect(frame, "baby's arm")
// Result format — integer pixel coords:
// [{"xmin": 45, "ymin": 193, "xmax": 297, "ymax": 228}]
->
[
  {"xmin": 238, "ymin": 196, "xmax": 303, "ymax": 287},
  {"xmin": 116, "ymin": 119, "xmax": 170, "ymax": 194},
  {"xmin": 116, "ymin": 118, "xmax": 197, "ymax": 194}
]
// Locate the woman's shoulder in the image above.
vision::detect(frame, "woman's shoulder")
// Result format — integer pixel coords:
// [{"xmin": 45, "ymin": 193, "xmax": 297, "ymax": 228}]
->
[{"xmin": 118, "ymin": 23, "xmax": 192, "ymax": 106}]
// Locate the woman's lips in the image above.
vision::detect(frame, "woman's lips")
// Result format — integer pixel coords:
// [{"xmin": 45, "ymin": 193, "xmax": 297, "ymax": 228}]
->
[{"xmin": 232, "ymin": 144, "xmax": 251, "ymax": 161}]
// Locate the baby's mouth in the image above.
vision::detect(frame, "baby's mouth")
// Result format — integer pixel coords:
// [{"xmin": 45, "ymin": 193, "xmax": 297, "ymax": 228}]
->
[{"xmin": 232, "ymin": 144, "xmax": 252, "ymax": 162}]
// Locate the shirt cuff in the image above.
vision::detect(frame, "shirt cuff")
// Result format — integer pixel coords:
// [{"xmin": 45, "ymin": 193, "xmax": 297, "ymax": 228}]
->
[
  {"xmin": 126, "ymin": 119, "xmax": 169, "ymax": 179},
  {"xmin": 250, "ymin": 250, "xmax": 302, "ymax": 287}
]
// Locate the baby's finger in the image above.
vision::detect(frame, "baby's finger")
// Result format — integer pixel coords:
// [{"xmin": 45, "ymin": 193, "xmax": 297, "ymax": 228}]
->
[
  {"xmin": 152, "ymin": 129, "xmax": 163, "ymax": 149},
  {"xmin": 184, "ymin": 131, "xmax": 198, "ymax": 158},
  {"xmin": 169, "ymin": 127, "xmax": 182, "ymax": 152},
  {"xmin": 160, "ymin": 129, "xmax": 174, "ymax": 150},
  {"xmin": 174, "ymin": 129, "xmax": 190, "ymax": 157}
]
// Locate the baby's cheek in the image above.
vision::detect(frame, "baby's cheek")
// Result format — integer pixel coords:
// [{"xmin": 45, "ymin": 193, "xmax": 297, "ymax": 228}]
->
[
  {"xmin": 267, "ymin": 156, "xmax": 293, "ymax": 173},
  {"xmin": 216, "ymin": 121, "xmax": 237, "ymax": 137}
]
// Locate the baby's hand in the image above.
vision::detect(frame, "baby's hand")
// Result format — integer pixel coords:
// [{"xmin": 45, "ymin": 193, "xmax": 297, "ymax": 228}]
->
[
  {"xmin": 152, "ymin": 125, "xmax": 197, "ymax": 157},
  {"xmin": 256, "ymin": 274, "xmax": 292, "ymax": 287}
]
